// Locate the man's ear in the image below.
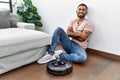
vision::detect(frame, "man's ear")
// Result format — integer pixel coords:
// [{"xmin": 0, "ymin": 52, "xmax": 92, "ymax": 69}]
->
[
  {"xmin": 86, "ymin": 10, "xmax": 88, "ymax": 14},
  {"xmin": 76, "ymin": 10, "xmax": 77, "ymax": 14}
]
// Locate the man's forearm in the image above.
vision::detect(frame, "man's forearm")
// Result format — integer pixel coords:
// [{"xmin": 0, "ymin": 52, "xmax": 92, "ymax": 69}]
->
[{"xmin": 67, "ymin": 31, "xmax": 78, "ymax": 38}]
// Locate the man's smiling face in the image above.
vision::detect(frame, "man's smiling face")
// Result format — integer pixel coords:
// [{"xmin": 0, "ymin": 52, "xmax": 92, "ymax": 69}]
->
[{"xmin": 76, "ymin": 5, "xmax": 88, "ymax": 18}]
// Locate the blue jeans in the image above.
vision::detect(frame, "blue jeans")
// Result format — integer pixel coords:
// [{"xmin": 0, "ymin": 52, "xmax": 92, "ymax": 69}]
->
[{"xmin": 47, "ymin": 27, "xmax": 87, "ymax": 63}]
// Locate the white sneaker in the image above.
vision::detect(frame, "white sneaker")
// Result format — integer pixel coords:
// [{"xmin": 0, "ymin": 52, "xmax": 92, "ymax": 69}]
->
[
  {"xmin": 37, "ymin": 52, "xmax": 55, "ymax": 64},
  {"xmin": 54, "ymin": 50, "xmax": 63, "ymax": 58}
]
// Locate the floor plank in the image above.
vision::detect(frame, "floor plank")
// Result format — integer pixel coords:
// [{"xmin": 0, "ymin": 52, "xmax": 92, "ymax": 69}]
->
[{"xmin": 95, "ymin": 61, "xmax": 120, "ymax": 80}]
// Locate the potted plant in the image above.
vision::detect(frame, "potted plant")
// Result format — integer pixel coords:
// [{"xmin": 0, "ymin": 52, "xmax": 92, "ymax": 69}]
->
[{"xmin": 17, "ymin": 0, "xmax": 42, "ymax": 28}]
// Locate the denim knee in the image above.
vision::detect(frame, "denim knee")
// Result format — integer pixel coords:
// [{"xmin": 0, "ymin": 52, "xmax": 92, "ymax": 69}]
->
[
  {"xmin": 77, "ymin": 54, "xmax": 87, "ymax": 63},
  {"xmin": 56, "ymin": 27, "xmax": 62, "ymax": 30},
  {"xmin": 70, "ymin": 52, "xmax": 87, "ymax": 64},
  {"xmin": 56, "ymin": 27, "xmax": 64, "ymax": 32}
]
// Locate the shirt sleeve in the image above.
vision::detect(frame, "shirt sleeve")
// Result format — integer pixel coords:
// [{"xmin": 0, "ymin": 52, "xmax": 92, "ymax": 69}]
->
[
  {"xmin": 84, "ymin": 21, "xmax": 93, "ymax": 32},
  {"xmin": 69, "ymin": 20, "xmax": 74, "ymax": 27}
]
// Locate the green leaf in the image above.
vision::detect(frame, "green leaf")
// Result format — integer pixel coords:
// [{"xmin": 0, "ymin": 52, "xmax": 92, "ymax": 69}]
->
[{"xmin": 17, "ymin": 0, "xmax": 42, "ymax": 27}]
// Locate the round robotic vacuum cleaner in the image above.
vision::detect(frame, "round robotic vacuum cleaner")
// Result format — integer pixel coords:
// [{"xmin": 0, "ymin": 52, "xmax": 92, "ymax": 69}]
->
[{"xmin": 47, "ymin": 59, "xmax": 73, "ymax": 76}]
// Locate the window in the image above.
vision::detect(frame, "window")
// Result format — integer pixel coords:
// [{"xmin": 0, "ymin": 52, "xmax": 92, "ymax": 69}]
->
[{"xmin": 0, "ymin": 0, "xmax": 13, "ymax": 12}]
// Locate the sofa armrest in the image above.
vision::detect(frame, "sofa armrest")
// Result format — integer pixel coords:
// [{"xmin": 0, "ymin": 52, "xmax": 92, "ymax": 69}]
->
[{"xmin": 17, "ymin": 22, "xmax": 35, "ymax": 30}]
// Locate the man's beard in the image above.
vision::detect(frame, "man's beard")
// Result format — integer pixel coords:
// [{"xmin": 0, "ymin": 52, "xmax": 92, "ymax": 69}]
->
[{"xmin": 78, "ymin": 15, "xmax": 85, "ymax": 18}]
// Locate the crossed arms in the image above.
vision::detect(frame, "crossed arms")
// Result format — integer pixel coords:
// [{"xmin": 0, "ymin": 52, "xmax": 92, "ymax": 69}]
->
[{"xmin": 67, "ymin": 26, "xmax": 92, "ymax": 42}]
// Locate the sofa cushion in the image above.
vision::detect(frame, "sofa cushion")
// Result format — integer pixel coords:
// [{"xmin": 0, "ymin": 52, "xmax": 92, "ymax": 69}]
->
[
  {"xmin": 9, "ymin": 13, "xmax": 18, "ymax": 28},
  {"xmin": 0, "ymin": 9, "xmax": 10, "ymax": 29},
  {"xmin": 0, "ymin": 28, "xmax": 51, "ymax": 58}
]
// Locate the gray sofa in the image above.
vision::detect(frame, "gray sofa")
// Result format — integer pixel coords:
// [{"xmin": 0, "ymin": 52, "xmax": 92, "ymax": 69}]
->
[{"xmin": 0, "ymin": 9, "xmax": 51, "ymax": 74}]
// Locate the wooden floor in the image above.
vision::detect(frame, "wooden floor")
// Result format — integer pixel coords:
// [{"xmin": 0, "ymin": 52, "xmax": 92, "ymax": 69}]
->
[{"xmin": 0, "ymin": 52, "xmax": 120, "ymax": 80}]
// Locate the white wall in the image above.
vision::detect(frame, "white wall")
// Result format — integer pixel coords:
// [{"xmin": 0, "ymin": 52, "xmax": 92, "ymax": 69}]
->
[{"xmin": 13, "ymin": 0, "xmax": 120, "ymax": 55}]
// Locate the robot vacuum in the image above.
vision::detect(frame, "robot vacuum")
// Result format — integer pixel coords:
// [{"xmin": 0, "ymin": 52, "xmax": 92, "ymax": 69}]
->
[{"xmin": 47, "ymin": 59, "xmax": 73, "ymax": 76}]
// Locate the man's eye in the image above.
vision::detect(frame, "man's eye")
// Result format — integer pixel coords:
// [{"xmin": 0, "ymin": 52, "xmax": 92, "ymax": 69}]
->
[
  {"xmin": 79, "ymin": 9, "xmax": 86, "ymax": 11},
  {"xmin": 82, "ymin": 9, "xmax": 86, "ymax": 11}
]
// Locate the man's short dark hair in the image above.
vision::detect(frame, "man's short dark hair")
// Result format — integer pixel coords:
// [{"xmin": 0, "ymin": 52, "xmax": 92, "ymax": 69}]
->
[{"xmin": 78, "ymin": 3, "xmax": 88, "ymax": 10}]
